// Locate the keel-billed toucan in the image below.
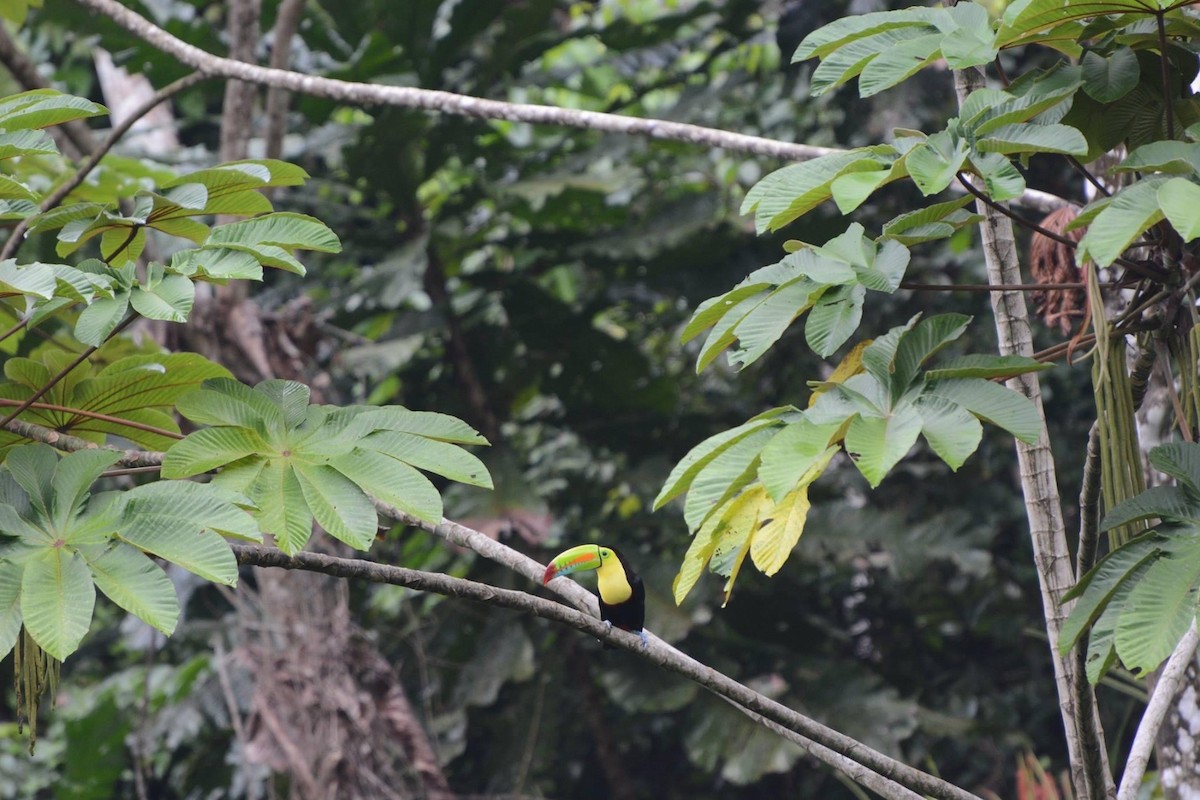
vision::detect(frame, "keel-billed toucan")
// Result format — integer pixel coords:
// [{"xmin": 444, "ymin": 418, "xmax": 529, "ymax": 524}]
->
[{"xmin": 543, "ymin": 544, "xmax": 648, "ymax": 648}]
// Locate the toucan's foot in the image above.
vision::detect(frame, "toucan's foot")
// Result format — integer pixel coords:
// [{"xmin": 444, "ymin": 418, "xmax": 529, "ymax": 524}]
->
[
  {"xmin": 603, "ymin": 620, "xmax": 613, "ymax": 634},
  {"xmin": 638, "ymin": 630, "xmax": 650, "ymax": 650}
]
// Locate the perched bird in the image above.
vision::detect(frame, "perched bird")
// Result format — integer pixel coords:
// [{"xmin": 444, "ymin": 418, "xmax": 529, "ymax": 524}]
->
[{"xmin": 543, "ymin": 544, "xmax": 648, "ymax": 649}]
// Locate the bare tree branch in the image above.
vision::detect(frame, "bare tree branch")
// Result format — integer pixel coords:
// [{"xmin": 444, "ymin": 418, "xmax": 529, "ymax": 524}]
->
[
  {"xmin": 231, "ymin": 544, "xmax": 972, "ymax": 800},
  {"xmin": 72, "ymin": 0, "xmax": 1068, "ymax": 213},
  {"xmin": 1118, "ymin": 623, "xmax": 1200, "ymax": 800}
]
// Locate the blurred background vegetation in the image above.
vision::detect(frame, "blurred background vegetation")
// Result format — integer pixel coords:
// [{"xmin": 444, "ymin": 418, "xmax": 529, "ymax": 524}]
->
[{"xmin": 0, "ymin": 0, "xmax": 1136, "ymax": 797}]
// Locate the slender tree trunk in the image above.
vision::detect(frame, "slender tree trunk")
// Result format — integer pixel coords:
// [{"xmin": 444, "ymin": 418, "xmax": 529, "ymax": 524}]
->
[{"xmin": 953, "ymin": 66, "xmax": 1114, "ymax": 800}]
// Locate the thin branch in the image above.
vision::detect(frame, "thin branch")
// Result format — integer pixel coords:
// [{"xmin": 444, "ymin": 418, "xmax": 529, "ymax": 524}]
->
[
  {"xmin": 72, "ymin": 0, "xmax": 1070, "ymax": 213},
  {"xmin": 2, "ymin": 417, "xmax": 163, "ymax": 467},
  {"xmin": 955, "ymin": 173, "xmax": 1165, "ymax": 282},
  {"xmin": 1116, "ymin": 623, "xmax": 1199, "ymax": 800},
  {"xmin": 954, "ymin": 66, "xmax": 1114, "ymax": 800},
  {"xmin": 0, "ymin": 398, "xmax": 184, "ymax": 441},
  {"xmin": 231, "ymin": 544, "xmax": 975, "ymax": 800},
  {"xmin": 0, "ymin": 72, "xmax": 207, "ymax": 262},
  {"xmin": 900, "ymin": 281, "xmax": 1134, "ymax": 293}
]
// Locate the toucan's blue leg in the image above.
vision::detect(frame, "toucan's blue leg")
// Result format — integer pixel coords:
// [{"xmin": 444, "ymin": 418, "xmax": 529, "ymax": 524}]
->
[{"xmin": 639, "ymin": 630, "xmax": 650, "ymax": 649}]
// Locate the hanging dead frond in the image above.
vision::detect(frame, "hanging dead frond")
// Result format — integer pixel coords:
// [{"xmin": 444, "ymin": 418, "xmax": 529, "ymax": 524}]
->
[
  {"xmin": 1029, "ymin": 206, "xmax": 1086, "ymax": 335},
  {"xmin": 14, "ymin": 627, "xmax": 59, "ymax": 753}
]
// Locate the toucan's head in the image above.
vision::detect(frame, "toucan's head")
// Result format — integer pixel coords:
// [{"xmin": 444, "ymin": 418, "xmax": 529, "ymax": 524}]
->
[{"xmin": 543, "ymin": 544, "xmax": 618, "ymax": 584}]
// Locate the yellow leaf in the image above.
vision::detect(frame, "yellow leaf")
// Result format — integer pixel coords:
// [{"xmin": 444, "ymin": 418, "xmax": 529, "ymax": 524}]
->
[
  {"xmin": 808, "ymin": 338, "xmax": 872, "ymax": 407},
  {"xmin": 711, "ymin": 485, "xmax": 770, "ymax": 606},
  {"xmin": 672, "ymin": 495, "xmax": 737, "ymax": 605},
  {"xmin": 751, "ymin": 446, "xmax": 836, "ymax": 576},
  {"xmin": 750, "ymin": 485, "xmax": 812, "ymax": 576}
]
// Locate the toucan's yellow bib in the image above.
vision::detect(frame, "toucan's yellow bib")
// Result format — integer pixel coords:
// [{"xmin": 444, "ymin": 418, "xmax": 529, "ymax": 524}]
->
[{"xmin": 596, "ymin": 559, "xmax": 633, "ymax": 604}]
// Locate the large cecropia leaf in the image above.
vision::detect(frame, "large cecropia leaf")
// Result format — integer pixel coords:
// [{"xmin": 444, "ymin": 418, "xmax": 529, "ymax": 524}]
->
[
  {"xmin": 0, "ymin": 348, "xmax": 231, "ymax": 453},
  {"xmin": 163, "ymin": 379, "xmax": 493, "ymax": 554},
  {"xmin": 1060, "ymin": 441, "xmax": 1200, "ymax": 681},
  {"xmin": 0, "ymin": 445, "xmax": 259, "ymax": 663}
]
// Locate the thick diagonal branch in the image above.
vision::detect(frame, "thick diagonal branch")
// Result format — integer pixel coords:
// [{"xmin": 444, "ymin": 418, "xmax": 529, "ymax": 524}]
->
[{"xmin": 73, "ymin": 0, "xmax": 1066, "ymax": 213}]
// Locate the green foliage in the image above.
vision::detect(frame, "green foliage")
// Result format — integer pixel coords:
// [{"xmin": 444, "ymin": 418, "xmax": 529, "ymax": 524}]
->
[
  {"xmin": 0, "ymin": 349, "xmax": 230, "ymax": 452},
  {"xmin": 0, "ymin": 444, "xmax": 260, "ymax": 662},
  {"xmin": 162, "ymin": 379, "xmax": 492, "ymax": 552},
  {"xmin": 663, "ymin": 314, "xmax": 1047, "ymax": 603},
  {"xmin": 1061, "ymin": 442, "xmax": 1200, "ymax": 680}
]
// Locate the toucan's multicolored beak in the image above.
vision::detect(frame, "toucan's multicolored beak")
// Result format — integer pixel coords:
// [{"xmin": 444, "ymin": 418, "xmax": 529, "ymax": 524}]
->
[{"xmin": 543, "ymin": 544, "xmax": 603, "ymax": 584}]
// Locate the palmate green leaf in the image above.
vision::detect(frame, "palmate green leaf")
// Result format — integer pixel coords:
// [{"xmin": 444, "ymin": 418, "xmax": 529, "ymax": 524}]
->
[
  {"xmin": 129, "ymin": 273, "xmax": 194, "ymax": 323},
  {"xmin": 330, "ymin": 449, "xmax": 442, "ymax": 525},
  {"xmin": 682, "ymin": 284, "xmax": 774, "ymax": 345},
  {"xmin": 1116, "ymin": 142, "xmax": 1200, "ymax": 175},
  {"xmin": 970, "ymin": 152, "xmax": 1027, "ymax": 201},
  {"xmin": 881, "ymin": 196, "xmax": 980, "ymax": 245},
  {"xmin": 1158, "ymin": 178, "xmax": 1200, "ymax": 241},
  {"xmin": 844, "ymin": 403, "xmax": 923, "ymax": 487},
  {"xmin": 938, "ymin": 3, "xmax": 997, "ymax": 69},
  {"xmin": 905, "ymin": 131, "xmax": 969, "ymax": 196},
  {"xmin": 151, "ymin": 216, "xmax": 210, "ymax": 244},
  {"xmin": 162, "ymin": 427, "xmax": 274, "ymax": 479},
  {"xmin": 350, "ymin": 406, "xmax": 490, "ymax": 445},
  {"xmin": 741, "ymin": 147, "xmax": 896, "ymax": 234},
  {"xmin": 968, "ymin": 66, "xmax": 1082, "ymax": 133},
  {"xmin": 0, "ymin": 560, "xmax": 21, "ymax": 660},
  {"xmin": 998, "ymin": 0, "xmax": 1170, "ymax": 46},
  {"xmin": 206, "ymin": 212, "xmax": 341, "ymax": 254},
  {"xmin": 1101, "ymin": 486, "xmax": 1200, "ymax": 530},
  {"xmin": 162, "ymin": 159, "xmax": 308, "ymax": 192},
  {"xmin": 1077, "ymin": 178, "xmax": 1166, "ymax": 267},
  {"xmin": 805, "ymin": 283, "xmax": 865, "ymax": 358},
  {"xmin": 75, "ymin": 294, "xmax": 129, "ymax": 347},
  {"xmin": 885, "ymin": 313, "xmax": 972, "ymax": 398},
  {"xmin": 697, "ymin": 291, "xmax": 768, "ymax": 371},
  {"xmin": 809, "ymin": 28, "xmax": 932, "ymax": 97},
  {"xmin": 356, "ymin": 431, "xmax": 492, "ymax": 488},
  {"xmin": 0, "ymin": 174, "xmax": 34, "ymax": 201},
  {"xmin": 915, "ymin": 396, "xmax": 983, "ymax": 471},
  {"xmin": 923, "ymin": 378, "xmax": 1042, "ymax": 444},
  {"xmin": 1115, "ymin": 550, "xmax": 1200, "ymax": 676},
  {"xmin": 6, "ymin": 443, "xmax": 56, "ymax": 518},
  {"xmin": 1082, "ymin": 47, "xmax": 1139, "ymax": 103},
  {"xmin": 50, "ymin": 449, "xmax": 121, "ymax": 530},
  {"xmin": 1059, "ymin": 533, "xmax": 1161, "ymax": 651},
  {"xmin": 171, "ymin": 247, "xmax": 263, "ymax": 280},
  {"xmin": 257, "ymin": 379, "xmax": 311, "ymax": 428},
  {"xmin": 654, "ymin": 410, "xmax": 789, "ymax": 509},
  {"xmin": 80, "ymin": 543, "xmax": 178, "ymax": 635},
  {"xmin": 1084, "ymin": 603, "xmax": 1120, "ymax": 683},
  {"xmin": 251, "ymin": 460, "xmax": 312, "ymax": 553},
  {"xmin": 684, "ymin": 427, "xmax": 776, "ymax": 531},
  {"xmin": 758, "ymin": 418, "xmax": 843, "ymax": 502},
  {"xmin": 858, "ymin": 33, "xmax": 942, "ymax": 97},
  {"xmin": 21, "ymin": 547, "xmax": 95, "ymax": 661},
  {"xmin": 975, "ymin": 123, "xmax": 1088, "ymax": 156},
  {"xmin": 793, "ymin": 6, "xmax": 941, "ymax": 62},
  {"xmin": 176, "ymin": 378, "xmax": 285, "ymax": 434},
  {"xmin": 292, "ymin": 462, "xmax": 377, "ymax": 550},
  {"xmin": 727, "ymin": 279, "xmax": 822, "ymax": 370},
  {"xmin": 1149, "ymin": 443, "xmax": 1200, "ymax": 492},
  {"xmin": 0, "ymin": 90, "xmax": 105, "ymax": 132},
  {"xmin": 0, "ymin": 259, "xmax": 56, "ymax": 300},
  {"xmin": 924, "ymin": 354, "xmax": 1051, "ymax": 381},
  {"xmin": 0, "ymin": 129, "xmax": 55, "ymax": 160},
  {"xmin": 118, "ymin": 482, "xmax": 254, "ymax": 584}
]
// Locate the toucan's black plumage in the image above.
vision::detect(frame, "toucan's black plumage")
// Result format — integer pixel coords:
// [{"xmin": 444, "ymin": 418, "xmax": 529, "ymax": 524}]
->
[
  {"xmin": 543, "ymin": 543, "xmax": 648, "ymax": 648},
  {"xmin": 597, "ymin": 546, "xmax": 644, "ymax": 648}
]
